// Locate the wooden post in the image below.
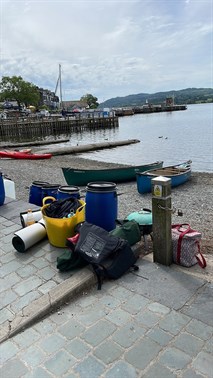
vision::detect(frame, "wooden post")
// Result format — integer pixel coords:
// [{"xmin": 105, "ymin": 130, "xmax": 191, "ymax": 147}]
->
[{"xmin": 152, "ymin": 176, "xmax": 172, "ymax": 266}]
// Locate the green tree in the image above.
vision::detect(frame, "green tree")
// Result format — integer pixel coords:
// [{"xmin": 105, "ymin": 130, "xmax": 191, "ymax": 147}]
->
[
  {"xmin": 80, "ymin": 93, "xmax": 99, "ymax": 109},
  {"xmin": 0, "ymin": 76, "xmax": 40, "ymax": 108}
]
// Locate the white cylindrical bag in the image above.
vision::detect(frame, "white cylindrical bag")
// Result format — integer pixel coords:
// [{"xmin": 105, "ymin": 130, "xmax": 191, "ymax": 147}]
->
[
  {"xmin": 12, "ymin": 219, "xmax": 47, "ymax": 253},
  {"xmin": 20, "ymin": 210, "xmax": 43, "ymax": 227}
]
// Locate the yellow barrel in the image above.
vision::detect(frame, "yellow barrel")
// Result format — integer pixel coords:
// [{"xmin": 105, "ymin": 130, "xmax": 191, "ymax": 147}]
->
[{"xmin": 41, "ymin": 196, "xmax": 85, "ymax": 247}]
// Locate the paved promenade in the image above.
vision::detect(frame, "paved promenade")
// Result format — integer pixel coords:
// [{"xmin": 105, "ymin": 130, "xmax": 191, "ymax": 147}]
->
[{"xmin": 0, "ymin": 198, "xmax": 212, "ymax": 377}]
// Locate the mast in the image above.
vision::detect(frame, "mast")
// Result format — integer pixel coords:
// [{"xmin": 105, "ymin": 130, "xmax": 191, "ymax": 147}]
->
[
  {"xmin": 59, "ymin": 64, "xmax": 63, "ymax": 109},
  {"xmin": 55, "ymin": 64, "xmax": 63, "ymax": 109}
]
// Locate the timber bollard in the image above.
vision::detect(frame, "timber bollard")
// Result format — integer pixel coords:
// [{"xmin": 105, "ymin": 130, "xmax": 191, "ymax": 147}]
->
[{"xmin": 151, "ymin": 176, "xmax": 173, "ymax": 266}]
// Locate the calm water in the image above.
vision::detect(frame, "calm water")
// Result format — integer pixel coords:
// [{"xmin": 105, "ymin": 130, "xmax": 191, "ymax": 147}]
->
[{"xmin": 61, "ymin": 103, "xmax": 213, "ymax": 172}]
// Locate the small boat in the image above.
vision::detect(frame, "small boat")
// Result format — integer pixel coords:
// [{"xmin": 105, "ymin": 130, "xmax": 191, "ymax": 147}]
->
[
  {"xmin": 62, "ymin": 161, "xmax": 163, "ymax": 186},
  {"xmin": 0, "ymin": 150, "xmax": 52, "ymax": 160},
  {"xmin": 136, "ymin": 160, "xmax": 192, "ymax": 194}
]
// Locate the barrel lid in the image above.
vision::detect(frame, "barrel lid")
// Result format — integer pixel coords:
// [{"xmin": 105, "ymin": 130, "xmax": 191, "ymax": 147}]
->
[
  {"xmin": 32, "ymin": 181, "xmax": 49, "ymax": 187},
  {"xmin": 42, "ymin": 184, "xmax": 60, "ymax": 189},
  {"xmin": 58, "ymin": 185, "xmax": 80, "ymax": 193},
  {"xmin": 86, "ymin": 182, "xmax": 117, "ymax": 192}
]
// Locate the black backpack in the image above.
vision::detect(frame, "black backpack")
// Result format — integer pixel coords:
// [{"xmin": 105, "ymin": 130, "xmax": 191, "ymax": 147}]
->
[{"xmin": 74, "ymin": 222, "xmax": 139, "ymax": 289}]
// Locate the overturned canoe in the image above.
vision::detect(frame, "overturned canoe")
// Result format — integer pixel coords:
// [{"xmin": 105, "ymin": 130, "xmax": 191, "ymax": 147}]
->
[
  {"xmin": 0, "ymin": 150, "xmax": 52, "ymax": 160},
  {"xmin": 136, "ymin": 160, "xmax": 192, "ymax": 194},
  {"xmin": 62, "ymin": 161, "xmax": 163, "ymax": 186}
]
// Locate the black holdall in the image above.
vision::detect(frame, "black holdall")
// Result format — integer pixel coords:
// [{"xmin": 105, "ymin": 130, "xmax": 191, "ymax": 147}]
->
[{"xmin": 74, "ymin": 222, "xmax": 139, "ymax": 289}]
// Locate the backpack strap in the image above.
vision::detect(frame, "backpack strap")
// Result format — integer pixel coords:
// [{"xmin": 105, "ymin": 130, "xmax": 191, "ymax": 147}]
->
[
  {"xmin": 93, "ymin": 263, "xmax": 139, "ymax": 290},
  {"xmin": 131, "ymin": 264, "xmax": 139, "ymax": 272},
  {"xmin": 92, "ymin": 264, "xmax": 105, "ymax": 290}
]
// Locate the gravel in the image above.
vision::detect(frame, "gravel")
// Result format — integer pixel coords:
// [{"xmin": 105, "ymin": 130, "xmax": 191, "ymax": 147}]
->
[{"xmin": 1, "ymin": 154, "xmax": 212, "ymax": 254}]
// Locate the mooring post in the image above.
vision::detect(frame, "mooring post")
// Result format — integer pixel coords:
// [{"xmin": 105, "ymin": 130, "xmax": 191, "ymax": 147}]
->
[{"xmin": 151, "ymin": 176, "xmax": 172, "ymax": 266}]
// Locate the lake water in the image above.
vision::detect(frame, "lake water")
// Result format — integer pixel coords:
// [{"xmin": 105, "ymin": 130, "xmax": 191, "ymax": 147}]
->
[{"xmin": 61, "ymin": 103, "xmax": 213, "ymax": 173}]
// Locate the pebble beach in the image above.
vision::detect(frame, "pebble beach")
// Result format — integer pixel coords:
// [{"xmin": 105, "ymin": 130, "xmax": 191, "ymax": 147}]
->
[{"xmin": 0, "ymin": 154, "xmax": 212, "ymax": 255}]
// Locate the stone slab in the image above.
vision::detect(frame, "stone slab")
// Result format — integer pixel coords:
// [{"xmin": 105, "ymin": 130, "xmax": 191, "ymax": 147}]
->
[
  {"xmin": 120, "ymin": 259, "xmax": 206, "ymax": 310},
  {"xmin": 1, "ymin": 199, "xmax": 39, "ymax": 224},
  {"xmin": 181, "ymin": 282, "xmax": 213, "ymax": 326},
  {"xmin": 0, "ymin": 267, "xmax": 96, "ymax": 343}
]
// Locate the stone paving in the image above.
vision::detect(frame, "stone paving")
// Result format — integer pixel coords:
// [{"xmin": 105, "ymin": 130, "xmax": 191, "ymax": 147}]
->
[
  {"xmin": 0, "ymin": 198, "xmax": 213, "ymax": 377},
  {"xmin": 0, "ymin": 198, "xmax": 96, "ymax": 342}
]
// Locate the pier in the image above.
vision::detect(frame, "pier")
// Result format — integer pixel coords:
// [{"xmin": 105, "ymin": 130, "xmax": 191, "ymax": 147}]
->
[
  {"xmin": 0, "ymin": 115, "xmax": 118, "ymax": 142},
  {"xmin": 114, "ymin": 104, "xmax": 187, "ymax": 116}
]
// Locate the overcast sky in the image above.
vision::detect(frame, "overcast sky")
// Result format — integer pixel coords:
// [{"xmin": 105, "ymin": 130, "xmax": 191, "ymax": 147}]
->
[{"xmin": 1, "ymin": 0, "xmax": 212, "ymax": 103}]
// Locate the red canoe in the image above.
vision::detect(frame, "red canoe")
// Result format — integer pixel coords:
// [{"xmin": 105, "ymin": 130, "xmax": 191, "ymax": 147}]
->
[{"xmin": 0, "ymin": 150, "xmax": 52, "ymax": 160}]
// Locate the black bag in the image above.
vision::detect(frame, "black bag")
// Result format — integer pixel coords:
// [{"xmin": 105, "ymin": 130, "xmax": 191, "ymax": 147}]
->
[
  {"xmin": 110, "ymin": 219, "xmax": 141, "ymax": 246},
  {"xmin": 74, "ymin": 222, "xmax": 138, "ymax": 289}
]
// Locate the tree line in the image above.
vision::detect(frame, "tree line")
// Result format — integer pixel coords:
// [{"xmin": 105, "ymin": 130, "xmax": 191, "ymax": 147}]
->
[
  {"xmin": 99, "ymin": 88, "xmax": 213, "ymax": 108},
  {"xmin": 0, "ymin": 76, "xmax": 99, "ymax": 111},
  {"xmin": 1, "ymin": 76, "xmax": 212, "ymax": 111}
]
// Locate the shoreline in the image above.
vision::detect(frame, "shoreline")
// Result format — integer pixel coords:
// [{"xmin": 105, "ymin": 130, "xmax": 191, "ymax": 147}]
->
[{"xmin": 0, "ymin": 155, "xmax": 212, "ymax": 255}]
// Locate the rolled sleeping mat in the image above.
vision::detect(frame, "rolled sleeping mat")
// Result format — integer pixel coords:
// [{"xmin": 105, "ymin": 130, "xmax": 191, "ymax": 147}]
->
[
  {"xmin": 20, "ymin": 210, "xmax": 43, "ymax": 228},
  {"xmin": 12, "ymin": 219, "xmax": 47, "ymax": 253}
]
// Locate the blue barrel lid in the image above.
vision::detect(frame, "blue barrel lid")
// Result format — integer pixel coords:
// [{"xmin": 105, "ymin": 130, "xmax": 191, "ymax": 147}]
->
[
  {"xmin": 32, "ymin": 181, "xmax": 49, "ymax": 187},
  {"xmin": 86, "ymin": 182, "xmax": 117, "ymax": 192},
  {"xmin": 42, "ymin": 184, "xmax": 60, "ymax": 189},
  {"xmin": 58, "ymin": 185, "xmax": 80, "ymax": 193}
]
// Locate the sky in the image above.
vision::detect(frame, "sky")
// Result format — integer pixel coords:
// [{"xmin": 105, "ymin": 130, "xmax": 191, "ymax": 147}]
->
[{"xmin": 0, "ymin": 0, "xmax": 212, "ymax": 103}]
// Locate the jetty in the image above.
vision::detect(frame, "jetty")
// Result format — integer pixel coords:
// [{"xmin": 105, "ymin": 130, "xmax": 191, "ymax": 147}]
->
[
  {"xmin": 114, "ymin": 104, "xmax": 187, "ymax": 117},
  {"xmin": 0, "ymin": 115, "xmax": 118, "ymax": 142}
]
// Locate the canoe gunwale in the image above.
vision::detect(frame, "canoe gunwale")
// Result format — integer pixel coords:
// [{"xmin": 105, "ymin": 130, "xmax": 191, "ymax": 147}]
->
[
  {"xmin": 62, "ymin": 161, "xmax": 164, "ymax": 185},
  {"xmin": 136, "ymin": 167, "xmax": 191, "ymax": 177},
  {"xmin": 63, "ymin": 161, "xmax": 163, "ymax": 174}
]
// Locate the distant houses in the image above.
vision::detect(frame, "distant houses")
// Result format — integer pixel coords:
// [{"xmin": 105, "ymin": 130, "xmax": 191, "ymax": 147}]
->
[
  {"xmin": 38, "ymin": 87, "xmax": 59, "ymax": 109},
  {"xmin": 62, "ymin": 100, "xmax": 88, "ymax": 112},
  {"xmin": 0, "ymin": 87, "xmax": 89, "ymax": 113}
]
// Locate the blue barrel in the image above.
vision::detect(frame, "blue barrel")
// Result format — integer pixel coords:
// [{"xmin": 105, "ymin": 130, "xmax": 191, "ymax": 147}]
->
[
  {"xmin": 85, "ymin": 182, "xmax": 118, "ymax": 232},
  {"xmin": 57, "ymin": 185, "xmax": 80, "ymax": 200},
  {"xmin": 41, "ymin": 184, "xmax": 60, "ymax": 203},
  {"xmin": 0, "ymin": 172, "xmax": 5, "ymax": 206},
  {"xmin": 29, "ymin": 181, "xmax": 49, "ymax": 206}
]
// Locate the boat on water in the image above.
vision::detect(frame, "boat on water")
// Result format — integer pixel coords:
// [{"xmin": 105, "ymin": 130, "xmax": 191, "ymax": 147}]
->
[
  {"xmin": 0, "ymin": 150, "xmax": 52, "ymax": 160},
  {"xmin": 136, "ymin": 160, "xmax": 192, "ymax": 194},
  {"xmin": 62, "ymin": 161, "xmax": 163, "ymax": 186}
]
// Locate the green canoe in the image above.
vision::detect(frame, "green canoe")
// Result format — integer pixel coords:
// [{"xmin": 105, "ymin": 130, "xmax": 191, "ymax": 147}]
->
[{"xmin": 62, "ymin": 161, "xmax": 163, "ymax": 186}]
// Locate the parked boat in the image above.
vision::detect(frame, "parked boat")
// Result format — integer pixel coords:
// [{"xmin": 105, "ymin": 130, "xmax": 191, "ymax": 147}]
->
[
  {"xmin": 62, "ymin": 161, "xmax": 163, "ymax": 186},
  {"xmin": 0, "ymin": 150, "xmax": 52, "ymax": 160},
  {"xmin": 136, "ymin": 160, "xmax": 192, "ymax": 194}
]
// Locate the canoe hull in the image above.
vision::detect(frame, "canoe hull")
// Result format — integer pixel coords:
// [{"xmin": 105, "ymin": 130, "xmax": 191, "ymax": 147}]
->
[
  {"xmin": 0, "ymin": 151, "xmax": 52, "ymax": 159},
  {"xmin": 62, "ymin": 161, "xmax": 163, "ymax": 186},
  {"xmin": 136, "ymin": 161, "xmax": 192, "ymax": 194}
]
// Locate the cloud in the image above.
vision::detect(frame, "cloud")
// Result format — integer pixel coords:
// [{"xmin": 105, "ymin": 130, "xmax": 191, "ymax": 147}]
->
[{"xmin": 0, "ymin": 0, "xmax": 212, "ymax": 102}]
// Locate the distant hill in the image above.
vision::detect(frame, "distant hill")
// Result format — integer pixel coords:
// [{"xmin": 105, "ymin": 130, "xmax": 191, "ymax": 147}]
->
[{"xmin": 98, "ymin": 88, "xmax": 213, "ymax": 108}]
